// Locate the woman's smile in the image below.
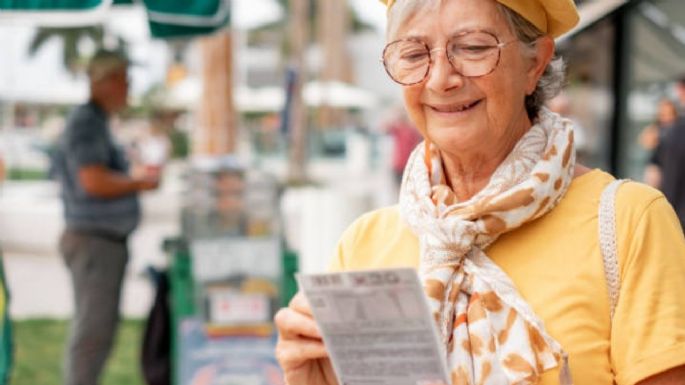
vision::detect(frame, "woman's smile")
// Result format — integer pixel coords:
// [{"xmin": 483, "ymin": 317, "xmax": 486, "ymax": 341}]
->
[{"xmin": 424, "ymin": 98, "xmax": 483, "ymax": 120}]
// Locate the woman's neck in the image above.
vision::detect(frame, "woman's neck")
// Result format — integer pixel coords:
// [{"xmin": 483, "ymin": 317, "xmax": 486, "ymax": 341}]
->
[
  {"xmin": 442, "ymin": 116, "xmax": 531, "ymax": 202},
  {"xmin": 441, "ymin": 144, "xmax": 515, "ymax": 201}
]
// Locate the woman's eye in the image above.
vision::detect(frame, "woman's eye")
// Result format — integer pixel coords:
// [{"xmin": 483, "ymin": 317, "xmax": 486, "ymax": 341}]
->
[
  {"xmin": 460, "ymin": 45, "xmax": 492, "ymax": 53},
  {"xmin": 401, "ymin": 52, "xmax": 428, "ymax": 62}
]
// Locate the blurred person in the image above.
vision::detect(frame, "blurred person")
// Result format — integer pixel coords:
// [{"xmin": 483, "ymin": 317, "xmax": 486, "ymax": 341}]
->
[
  {"xmin": 275, "ymin": 0, "xmax": 685, "ymax": 384},
  {"xmin": 0, "ymin": 153, "xmax": 5, "ymax": 185},
  {"xmin": 651, "ymin": 114, "xmax": 685, "ymax": 231},
  {"xmin": 384, "ymin": 107, "xmax": 422, "ymax": 186},
  {"xmin": 639, "ymin": 99, "xmax": 678, "ymax": 152},
  {"xmin": 640, "ymin": 99, "xmax": 678, "ymax": 187},
  {"xmin": 51, "ymin": 49, "xmax": 159, "ymax": 385},
  {"xmin": 676, "ymin": 75, "xmax": 685, "ymax": 113}
]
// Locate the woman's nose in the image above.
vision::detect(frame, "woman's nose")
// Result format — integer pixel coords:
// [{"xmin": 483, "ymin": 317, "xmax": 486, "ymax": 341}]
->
[{"xmin": 425, "ymin": 48, "xmax": 465, "ymax": 92}]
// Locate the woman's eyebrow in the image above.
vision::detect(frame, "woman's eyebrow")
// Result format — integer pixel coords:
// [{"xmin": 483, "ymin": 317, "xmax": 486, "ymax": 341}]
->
[
  {"xmin": 398, "ymin": 32, "xmax": 428, "ymax": 41},
  {"xmin": 398, "ymin": 26, "xmax": 500, "ymax": 42},
  {"xmin": 446, "ymin": 27, "xmax": 498, "ymax": 38}
]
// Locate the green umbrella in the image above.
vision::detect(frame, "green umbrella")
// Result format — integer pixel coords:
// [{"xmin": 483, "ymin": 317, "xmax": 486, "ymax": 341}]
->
[
  {"xmin": 0, "ymin": 0, "xmax": 230, "ymax": 39},
  {"xmin": 0, "ymin": 0, "xmax": 103, "ymax": 11},
  {"xmin": 144, "ymin": 0, "xmax": 229, "ymax": 39}
]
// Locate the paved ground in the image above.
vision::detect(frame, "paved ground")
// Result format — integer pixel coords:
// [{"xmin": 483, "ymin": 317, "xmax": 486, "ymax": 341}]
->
[
  {"xmin": 4, "ymin": 250, "xmax": 154, "ymax": 319},
  {"xmin": 1, "ymin": 180, "xmax": 181, "ymax": 320}
]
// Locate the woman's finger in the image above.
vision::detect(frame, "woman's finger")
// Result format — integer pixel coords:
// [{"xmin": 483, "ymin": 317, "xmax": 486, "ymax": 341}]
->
[
  {"xmin": 275, "ymin": 306, "xmax": 322, "ymax": 340},
  {"xmin": 276, "ymin": 337, "xmax": 329, "ymax": 369},
  {"xmin": 289, "ymin": 291, "xmax": 313, "ymax": 316}
]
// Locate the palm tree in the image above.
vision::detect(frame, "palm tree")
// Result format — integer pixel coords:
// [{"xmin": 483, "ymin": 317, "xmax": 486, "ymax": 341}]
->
[
  {"xmin": 197, "ymin": 31, "xmax": 237, "ymax": 155},
  {"xmin": 27, "ymin": 26, "xmax": 127, "ymax": 75}
]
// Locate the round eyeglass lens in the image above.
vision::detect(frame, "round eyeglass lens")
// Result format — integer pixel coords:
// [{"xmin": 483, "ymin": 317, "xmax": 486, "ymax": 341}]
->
[
  {"xmin": 383, "ymin": 40, "xmax": 430, "ymax": 85},
  {"xmin": 447, "ymin": 32, "xmax": 501, "ymax": 77}
]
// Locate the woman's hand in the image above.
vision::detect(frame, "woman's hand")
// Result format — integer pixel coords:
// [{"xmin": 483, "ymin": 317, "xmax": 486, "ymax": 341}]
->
[{"xmin": 275, "ymin": 291, "xmax": 337, "ymax": 385}]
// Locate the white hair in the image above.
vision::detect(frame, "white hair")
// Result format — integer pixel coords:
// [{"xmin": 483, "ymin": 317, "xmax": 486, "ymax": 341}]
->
[{"xmin": 386, "ymin": 0, "xmax": 565, "ymax": 120}]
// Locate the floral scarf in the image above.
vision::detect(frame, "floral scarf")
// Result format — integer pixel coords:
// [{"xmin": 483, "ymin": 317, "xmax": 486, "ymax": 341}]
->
[{"xmin": 399, "ymin": 108, "xmax": 575, "ymax": 385}]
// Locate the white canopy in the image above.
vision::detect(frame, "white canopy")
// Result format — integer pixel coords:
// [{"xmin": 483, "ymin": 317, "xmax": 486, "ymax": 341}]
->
[
  {"xmin": 303, "ymin": 80, "xmax": 379, "ymax": 109},
  {"xmin": 163, "ymin": 78, "xmax": 379, "ymax": 112}
]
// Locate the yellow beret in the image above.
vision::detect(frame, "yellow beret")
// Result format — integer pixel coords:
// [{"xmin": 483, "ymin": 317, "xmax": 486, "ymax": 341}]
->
[{"xmin": 380, "ymin": 0, "xmax": 579, "ymax": 38}]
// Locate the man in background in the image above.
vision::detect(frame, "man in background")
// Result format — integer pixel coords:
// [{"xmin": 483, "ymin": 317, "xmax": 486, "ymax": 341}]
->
[{"xmin": 51, "ymin": 49, "xmax": 158, "ymax": 385}]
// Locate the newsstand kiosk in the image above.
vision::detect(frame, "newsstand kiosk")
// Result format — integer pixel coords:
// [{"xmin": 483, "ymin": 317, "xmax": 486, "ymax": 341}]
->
[{"xmin": 164, "ymin": 157, "xmax": 297, "ymax": 385}]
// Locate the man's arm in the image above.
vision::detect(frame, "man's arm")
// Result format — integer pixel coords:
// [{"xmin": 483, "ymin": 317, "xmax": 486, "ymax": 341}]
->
[
  {"xmin": 79, "ymin": 165, "xmax": 157, "ymax": 199},
  {"xmin": 637, "ymin": 365, "xmax": 685, "ymax": 385}
]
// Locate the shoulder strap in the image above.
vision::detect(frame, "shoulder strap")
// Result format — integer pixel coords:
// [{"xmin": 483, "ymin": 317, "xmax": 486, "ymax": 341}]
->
[{"xmin": 598, "ymin": 179, "xmax": 628, "ymax": 319}]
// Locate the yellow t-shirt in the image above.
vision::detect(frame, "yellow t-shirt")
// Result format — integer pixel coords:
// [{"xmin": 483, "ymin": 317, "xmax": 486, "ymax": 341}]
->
[{"xmin": 330, "ymin": 169, "xmax": 685, "ymax": 385}]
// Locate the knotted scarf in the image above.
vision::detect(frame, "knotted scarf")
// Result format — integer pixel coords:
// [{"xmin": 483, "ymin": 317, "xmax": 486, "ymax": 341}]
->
[{"xmin": 399, "ymin": 108, "xmax": 575, "ymax": 385}]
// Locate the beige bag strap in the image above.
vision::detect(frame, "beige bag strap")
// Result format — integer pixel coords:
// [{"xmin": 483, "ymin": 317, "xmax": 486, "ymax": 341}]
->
[{"xmin": 598, "ymin": 179, "xmax": 628, "ymax": 319}]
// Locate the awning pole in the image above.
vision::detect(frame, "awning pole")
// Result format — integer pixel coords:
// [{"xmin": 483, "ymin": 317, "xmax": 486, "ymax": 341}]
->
[
  {"xmin": 197, "ymin": 30, "xmax": 237, "ymax": 155},
  {"xmin": 287, "ymin": 0, "xmax": 310, "ymax": 183}
]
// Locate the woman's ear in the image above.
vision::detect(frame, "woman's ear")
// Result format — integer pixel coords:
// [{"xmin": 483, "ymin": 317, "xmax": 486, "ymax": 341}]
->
[{"xmin": 526, "ymin": 36, "xmax": 555, "ymax": 95}]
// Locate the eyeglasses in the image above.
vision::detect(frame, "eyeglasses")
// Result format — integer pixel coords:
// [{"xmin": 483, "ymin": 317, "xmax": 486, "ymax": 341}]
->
[{"xmin": 382, "ymin": 31, "xmax": 516, "ymax": 86}]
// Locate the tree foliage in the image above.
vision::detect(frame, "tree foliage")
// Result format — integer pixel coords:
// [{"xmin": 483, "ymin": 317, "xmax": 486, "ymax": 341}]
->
[
  {"xmin": 248, "ymin": 0, "xmax": 374, "ymax": 47},
  {"xmin": 27, "ymin": 26, "xmax": 128, "ymax": 75}
]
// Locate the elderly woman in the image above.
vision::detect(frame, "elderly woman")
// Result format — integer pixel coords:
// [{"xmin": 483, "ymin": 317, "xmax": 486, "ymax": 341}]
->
[{"xmin": 275, "ymin": 0, "xmax": 685, "ymax": 384}]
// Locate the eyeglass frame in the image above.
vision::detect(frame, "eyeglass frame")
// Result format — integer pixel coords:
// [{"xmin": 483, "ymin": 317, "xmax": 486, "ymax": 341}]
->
[{"xmin": 381, "ymin": 30, "xmax": 519, "ymax": 86}]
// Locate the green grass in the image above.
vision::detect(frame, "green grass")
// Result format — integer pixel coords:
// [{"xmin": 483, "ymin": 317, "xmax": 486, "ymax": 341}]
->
[
  {"xmin": 12, "ymin": 319, "xmax": 145, "ymax": 385},
  {"xmin": 6, "ymin": 169, "xmax": 48, "ymax": 181}
]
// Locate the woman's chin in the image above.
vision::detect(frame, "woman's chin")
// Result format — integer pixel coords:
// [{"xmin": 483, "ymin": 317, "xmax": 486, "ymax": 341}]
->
[
  {"xmin": 425, "ymin": 119, "xmax": 484, "ymax": 147},
  {"xmin": 427, "ymin": 130, "xmax": 482, "ymax": 154}
]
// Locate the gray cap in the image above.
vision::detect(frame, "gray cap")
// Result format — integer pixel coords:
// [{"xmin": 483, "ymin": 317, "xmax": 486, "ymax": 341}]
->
[{"xmin": 87, "ymin": 49, "xmax": 130, "ymax": 82}]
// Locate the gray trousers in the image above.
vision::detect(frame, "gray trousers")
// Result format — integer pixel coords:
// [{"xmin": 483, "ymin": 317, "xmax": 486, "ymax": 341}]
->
[{"xmin": 60, "ymin": 230, "xmax": 129, "ymax": 385}]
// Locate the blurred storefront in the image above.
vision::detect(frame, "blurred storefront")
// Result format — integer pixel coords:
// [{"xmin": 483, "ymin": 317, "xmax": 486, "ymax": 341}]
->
[{"xmin": 561, "ymin": 0, "xmax": 685, "ymax": 179}]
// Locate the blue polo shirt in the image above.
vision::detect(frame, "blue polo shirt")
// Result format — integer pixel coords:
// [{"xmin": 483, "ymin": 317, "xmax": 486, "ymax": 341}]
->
[{"xmin": 52, "ymin": 101, "xmax": 140, "ymax": 238}]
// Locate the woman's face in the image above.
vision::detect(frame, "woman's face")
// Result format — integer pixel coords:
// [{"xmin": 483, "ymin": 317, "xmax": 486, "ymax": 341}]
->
[{"xmin": 394, "ymin": 0, "xmax": 552, "ymax": 158}]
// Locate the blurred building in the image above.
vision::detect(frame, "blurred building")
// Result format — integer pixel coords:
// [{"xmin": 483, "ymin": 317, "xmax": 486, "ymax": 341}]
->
[{"xmin": 560, "ymin": 0, "xmax": 685, "ymax": 179}]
